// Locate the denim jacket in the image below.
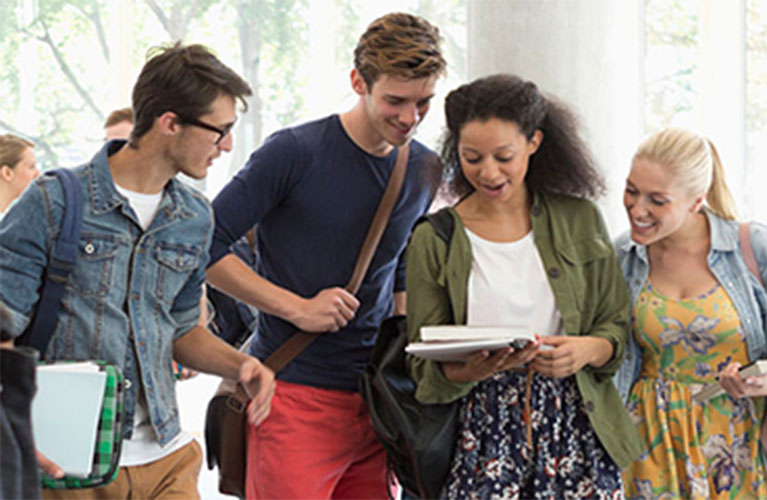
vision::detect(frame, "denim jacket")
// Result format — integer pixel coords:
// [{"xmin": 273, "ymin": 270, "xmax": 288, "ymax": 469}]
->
[
  {"xmin": 0, "ymin": 141, "xmax": 213, "ymax": 445},
  {"xmin": 613, "ymin": 210, "xmax": 767, "ymax": 402}
]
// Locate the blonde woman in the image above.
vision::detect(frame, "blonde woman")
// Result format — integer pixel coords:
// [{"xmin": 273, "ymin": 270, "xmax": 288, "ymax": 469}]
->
[
  {"xmin": 614, "ymin": 128, "xmax": 767, "ymax": 499},
  {"xmin": 0, "ymin": 134, "xmax": 39, "ymax": 216}
]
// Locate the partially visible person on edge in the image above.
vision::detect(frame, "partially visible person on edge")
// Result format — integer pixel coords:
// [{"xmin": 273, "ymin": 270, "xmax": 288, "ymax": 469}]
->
[
  {"xmin": 103, "ymin": 107, "xmax": 134, "ymax": 141},
  {"xmin": 0, "ymin": 42, "xmax": 275, "ymax": 500},
  {"xmin": 0, "ymin": 134, "xmax": 40, "ymax": 217},
  {"xmin": 205, "ymin": 12, "xmax": 446, "ymax": 499},
  {"xmin": 0, "ymin": 134, "xmax": 44, "ymax": 498},
  {"xmin": 406, "ymin": 74, "xmax": 644, "ymax": 499},
  {"xmin": 1, "ymin": 305, "xmax": 42, "ymax": 499},
  {"xmin": 614, "ymin": 127, "xmax": 767, "ymax": 499}
]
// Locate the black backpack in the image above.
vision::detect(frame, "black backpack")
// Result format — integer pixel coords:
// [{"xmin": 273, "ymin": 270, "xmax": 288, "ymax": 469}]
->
[
  {"xmin": 360, "ymin": 209, "xmax": 458, "ymax": 499},
  {"xmin": 206, "ymin": 228, "xmax": 259, "ymax": 348}
]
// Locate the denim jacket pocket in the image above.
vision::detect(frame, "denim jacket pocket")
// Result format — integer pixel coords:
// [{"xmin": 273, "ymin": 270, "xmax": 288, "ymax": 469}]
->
[
  {"xmin": 155, "ymin": 244, "xmax": 200, "ymax": 306},
  {"xmin": 68, "ymin": 235, "xmax": 120, "ymax": 297}
]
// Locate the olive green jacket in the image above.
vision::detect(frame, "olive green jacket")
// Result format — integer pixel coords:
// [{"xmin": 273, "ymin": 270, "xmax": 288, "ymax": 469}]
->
[{"xmin": 405, "ymin": 192, "xmax": 644, "ymax": 469}]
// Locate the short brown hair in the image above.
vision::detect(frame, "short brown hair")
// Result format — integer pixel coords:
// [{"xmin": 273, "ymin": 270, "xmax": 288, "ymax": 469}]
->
[
  {"xmin": 0, "ymin": 134, "xmax": 34, "ymax": 169},
  {"xmin": 354, "ymin": 13, "xmax": 445, "ymax": 88},
  {"xmin": 130, "ymin": 43, "xmax": 252, "ymax": 146},
  {"xmin": 104, "ymin": 107, "xmax": 133, "ymax": 129}
]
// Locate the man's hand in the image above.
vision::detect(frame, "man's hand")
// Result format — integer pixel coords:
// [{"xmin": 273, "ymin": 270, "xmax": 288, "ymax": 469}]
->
[
  {"xmin": 719, "ymin": 362, "xmax": 767, "ymax": 398},
  {"xmin": 290, "ymin": 287, "xmax": 360, "ymax": 333},
  {"xmin": 239, "ymin": 358, "xmax": 276, "ymax": 426},
  {"xmin": 37, "ymin": 450, "xmax": 64, "ymax": 478},
  {"xmin": 531, "ymin": 336, "xmax": 613, "ymax": 378},
  {"xmin": 176, "ymin": 366, "xmax": 198, "ymax": 381},
  {"xmin": 442, "ymin": 338, "xmax": 541, "ymax": 383}
]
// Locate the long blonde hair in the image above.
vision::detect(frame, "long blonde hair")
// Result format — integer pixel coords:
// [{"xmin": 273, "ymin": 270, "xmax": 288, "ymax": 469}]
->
[{"xmin": 633, "ymin": 127, "xmax": 737, "ymax": 220}]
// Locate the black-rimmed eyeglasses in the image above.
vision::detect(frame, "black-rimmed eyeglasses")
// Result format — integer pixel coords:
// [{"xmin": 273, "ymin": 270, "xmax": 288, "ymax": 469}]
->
[{"xmin": 179, "ymin": 117, "xmax": 235, "ymax": 145}]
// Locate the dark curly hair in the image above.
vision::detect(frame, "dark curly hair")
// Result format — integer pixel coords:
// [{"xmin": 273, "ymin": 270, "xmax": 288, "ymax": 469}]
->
[{"xmin": 436, "ymin": 74, "xmax": 605, "ymax": 200}]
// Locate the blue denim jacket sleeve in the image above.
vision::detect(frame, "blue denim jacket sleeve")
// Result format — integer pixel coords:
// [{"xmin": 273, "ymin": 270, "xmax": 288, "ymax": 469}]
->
[
  {"xmin": 0, "ymin": 178, "xmax": 60, "ymax": 338},
  {"xmin": 612, "ymin": 231, "xmax": 644, "ymax": 403},
  {"xmin": 744, "ymin": 221, "xmax": 767, "ymax": 355},
  {"xmin": 750, "ymin": 222, "xmax": 767, "ymax": 285}
]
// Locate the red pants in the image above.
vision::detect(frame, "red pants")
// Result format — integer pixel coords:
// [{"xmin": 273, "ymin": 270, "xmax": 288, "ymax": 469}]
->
[{"xmin": 246, "ymin": 380, "xmax": 390, "ymax": 499}]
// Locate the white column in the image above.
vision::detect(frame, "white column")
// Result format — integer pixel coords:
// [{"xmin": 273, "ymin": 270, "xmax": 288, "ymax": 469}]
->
[
  {"xmin": 697, "ymin": 0, "xmax": 746, "ymax": 213},
  {"xmin": 305, "ymin": 0, "xmax": 338, "ymax": 119},
  {"xmin": 115, "ymin": 0, "xmax": 136, "ymax": 109},
  {"xmin": 467, "ymin": 0, "xmax": 643, "ymax": 234}
]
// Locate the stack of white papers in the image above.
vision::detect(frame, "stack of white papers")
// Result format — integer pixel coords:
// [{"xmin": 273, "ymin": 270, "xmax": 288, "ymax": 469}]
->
[
  {"xmin": 32, "ymin": 362, "xmax": 107, "ymax": 477},
  {"xmin": 406, "ymin": 326, "xmax": 536, "ymax": 362}
]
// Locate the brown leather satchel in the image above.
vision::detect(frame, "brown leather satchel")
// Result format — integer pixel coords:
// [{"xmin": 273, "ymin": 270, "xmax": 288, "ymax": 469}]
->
[{"xmin": 204, "ymin": 145, "xmax": 410, "ymax": 497}]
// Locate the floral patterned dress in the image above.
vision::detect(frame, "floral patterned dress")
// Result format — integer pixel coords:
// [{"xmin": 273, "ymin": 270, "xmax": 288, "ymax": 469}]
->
[{"xmin": 623, "ymin": 282, "xmax": 767, "ymax": 499}]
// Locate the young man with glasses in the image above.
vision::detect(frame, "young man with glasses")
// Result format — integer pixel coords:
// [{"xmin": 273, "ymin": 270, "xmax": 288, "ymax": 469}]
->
[
  {"xmin": 0, "ymin": 43, "xmax": 275, "ymax": 500},
  {"xmin": 206, "ymin": 12, "xmax": 446, "ymax": 499}
]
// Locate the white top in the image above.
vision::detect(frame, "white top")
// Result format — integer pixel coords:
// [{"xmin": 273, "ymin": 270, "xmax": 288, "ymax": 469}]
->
[
  {"xmin": 114, "ymin": 184, "xmax": 162, "ymax": 231},
  {"xmin": 115, "ymin": 183, "xmax": 192, "ymax": 466},
  {"xmin": 465, "ymin": 228, "xmax": 563, "ymax": 336},
  {"xmin": 120, "ymin": 393, "xmax": 192, "ymax": 466}
]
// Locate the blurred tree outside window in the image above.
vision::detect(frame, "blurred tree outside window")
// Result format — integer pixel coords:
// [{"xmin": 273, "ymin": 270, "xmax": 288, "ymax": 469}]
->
[
  {"xmin": 1, "ymin": 0, "xmax": 466, "ymax": 198},
  {"xmin": 643, "ymin": 0, "xmax": 766, "ymax": 220}
]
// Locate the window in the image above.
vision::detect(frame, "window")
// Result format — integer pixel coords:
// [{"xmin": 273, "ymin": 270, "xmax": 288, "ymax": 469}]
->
[
  {"xmin": 1, "ymin": 0, "xmax": 466, "ymax": 198},
  {"xmin": 643, "ymin": 0, "xmax": 765, "ymax": 220}
]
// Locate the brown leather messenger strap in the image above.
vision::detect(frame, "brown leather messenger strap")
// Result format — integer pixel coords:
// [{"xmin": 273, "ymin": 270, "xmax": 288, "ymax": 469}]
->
[{"xmin": 262, "ymin": 144, "xmax": 411, "ymax": 373}]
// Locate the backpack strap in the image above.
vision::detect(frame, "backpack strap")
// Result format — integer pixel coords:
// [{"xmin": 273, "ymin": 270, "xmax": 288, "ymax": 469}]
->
[
  {"xmin": 739, "ymin": 222, "xmax": 765, "ymax": 287},
  {"xmin": 20, "ymin": 169, "xmax": 83, "ymax": 359},
  {"xmin": 421, "ymin": 208, "xmax": 455, "ymax": 246}
]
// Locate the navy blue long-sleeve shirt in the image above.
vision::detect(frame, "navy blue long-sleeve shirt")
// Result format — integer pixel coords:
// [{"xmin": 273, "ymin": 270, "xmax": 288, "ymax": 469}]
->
[{"xmin": 209, "ymin": 115, "xmax": 434, "ymax": 391}]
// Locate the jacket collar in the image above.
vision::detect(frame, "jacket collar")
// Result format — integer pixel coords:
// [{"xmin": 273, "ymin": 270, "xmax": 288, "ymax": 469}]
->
[{"xmin": 86, "ymin": 140, "xmax": 193, "ymax": 221}]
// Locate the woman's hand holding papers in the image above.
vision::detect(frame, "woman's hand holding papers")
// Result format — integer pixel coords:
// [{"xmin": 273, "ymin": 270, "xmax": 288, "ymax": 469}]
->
[
  {"xmin": 718, "ymin": 362, "xmax": 767, "ymax": 399},
  {"xmin": 441, "ymin": 336, "xmax": 542, "ymax": 383}
]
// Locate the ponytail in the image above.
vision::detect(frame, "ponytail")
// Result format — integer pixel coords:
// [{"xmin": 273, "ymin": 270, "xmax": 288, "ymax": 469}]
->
[{"xmin": 704, "ymin": 139, "xmax": 738, "ymax": 220}]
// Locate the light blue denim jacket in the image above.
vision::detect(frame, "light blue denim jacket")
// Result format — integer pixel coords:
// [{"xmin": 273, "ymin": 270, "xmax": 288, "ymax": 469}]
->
[
  {"xmin": 613, "ymin": 210, "xmax": 767, "ymax": 402},
  {"xmin": 0, "ymin": 141, "xmax": 213, "ymax": 445}
]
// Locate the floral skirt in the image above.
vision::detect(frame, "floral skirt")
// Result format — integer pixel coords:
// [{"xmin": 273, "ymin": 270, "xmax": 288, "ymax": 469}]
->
[{"xmin": 441, "ymin": 371, "xmax": 622, "ymax": 500}]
